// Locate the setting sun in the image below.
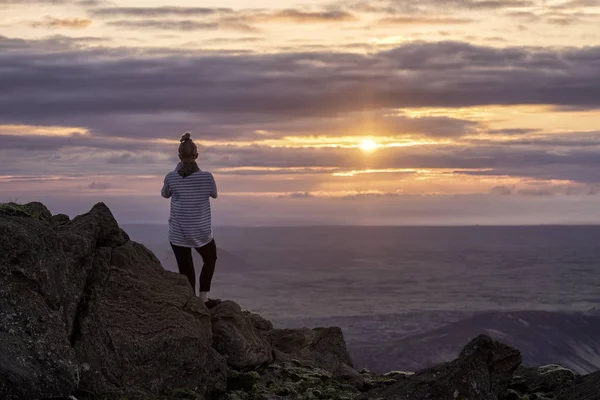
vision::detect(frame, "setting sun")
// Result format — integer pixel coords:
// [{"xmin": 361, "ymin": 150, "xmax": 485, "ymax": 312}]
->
[{"xmin": 359, "ymin": 139, "xmax": 378, "ymax": 152}]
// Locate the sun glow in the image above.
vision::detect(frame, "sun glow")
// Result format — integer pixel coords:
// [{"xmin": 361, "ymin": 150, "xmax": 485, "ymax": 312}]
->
[{"xmin": 359, "ymin": 139, "xmax": 378, "ymax": 152}]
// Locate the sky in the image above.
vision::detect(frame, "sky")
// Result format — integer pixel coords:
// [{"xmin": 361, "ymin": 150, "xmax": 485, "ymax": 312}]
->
[{"xmin": 2, "ymin": 0, "xmax": 600, "ymax": 225}]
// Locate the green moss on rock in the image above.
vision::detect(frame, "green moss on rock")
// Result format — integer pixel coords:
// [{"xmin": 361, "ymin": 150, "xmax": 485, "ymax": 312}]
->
[
  {"xmin": 222, "ymin": 363, "xmax": 357, "ymax": 400},
  {"xmin": 162, "ymin": 388, "xmax": 204, "ymax": 400},
  {"xmin": 0, "ymin": 202, "xmax": 52, "ymax": 221},
  {"xmin": 227, "ymin": 370, "xmax": 261, "ymax": 392}
]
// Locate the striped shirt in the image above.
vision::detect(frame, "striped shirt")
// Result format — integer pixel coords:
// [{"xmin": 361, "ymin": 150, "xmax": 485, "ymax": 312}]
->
[{"xmin": 161, "ymin": 165, "xmax": 218, "ymax": 248}]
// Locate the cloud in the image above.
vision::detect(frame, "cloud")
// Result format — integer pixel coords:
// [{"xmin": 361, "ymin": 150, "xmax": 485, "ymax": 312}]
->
[
  {"xmin": 0, "ymin": 0, "xmax": 67, "ymax": 4},
  {"xmin": 391, "ymin": 116, "xmax": 480, "ymax": 137},
  {"xmin": 506, "ymin": 8, "xmax": 599, "ymax": 26},
  {"xmin": 0, "ymin": 131, "xmax": 165, "ymax": 152},
  {"xmin": 106, "ymin": 152, "xmax": 161, "ymax": 164},
  {"xmin": 1, "ymin": 40, "xmax": 599, "ymax": 130},
  {"xmin": 90, "ymin": 6, "xmax": 356, "ymax": 24},
  {"xmin": 276, "ymin": 190, "xmax": 407, "ymax": 200},
  {"xmin": 276, "ymin": 192, "xmax": 315, "ymax": 199},
  {"xmin": 88, "ymin": 181, "xmax": 111, "ymax": 190},
  {"xmin": 6, "ymin": 132, "xmax": 600, "ymax": 194},
  {"xmin": 490, "ymin": 185, "xmax": 515, "ymax": 195},
  {"xmin": 0, "ymin": 39, "xmax": 600, "ymax": 189},
  {"xmin": 378, "ymin": 16, "xmax": 474, "ymax": 25},
  {"xmin": 550, "ymin": 0, "xmax": 600, "ymax": 9},
  {"xmin": 487, "ymin": 128, "xmax": 541, "ymax": 135},
  {"xmin": 463, "ymin": 0, "xmax": 534, "ymax": 8},
  {"xmin": 253, "ymin": 10, "xmax": 357, "ymax": 23},
  {"xmin": 470, "ymin": 130, "xmax": 600, "ymax": 147},
  {"xmin": 89, "ymin": 7, "xmax": 233, "ymax": 18},
  {"xmin": 348, "ymin": 0, "xmax": 534, "ymax": 14},
  {"xmin": 28, "ymin": 16, "xmax": 92, "ymax": 29},
  {"xmin": 77, "ymin": 0, "xmax": 108, "ymax": 6},
  {"xmin": 489, "ymin": 183, "xmax": 600, "ymax": 197},
  {"xmin": 0, "ymin": 34, "xmax": 109, "ymax": 52},
  {"xmin": 342, "ymin": 191, "xmax": 402, "ymax": 200},
  {"xmin": 106, "ymin": 20, "xmax": 221, "ymax": 32},
  {"xmin": 0, "ymin": 0, "xmax": 105, "ymax": 5},
  {"xmin": 86, "ymin": 6, "xmax": 356, "ymax": 34}
]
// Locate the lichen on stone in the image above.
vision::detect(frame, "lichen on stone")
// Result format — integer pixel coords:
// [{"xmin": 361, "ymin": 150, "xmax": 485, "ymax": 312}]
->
[{"xmin": 0, "ymin": 201, "xmax": 52, "ymax": 221}]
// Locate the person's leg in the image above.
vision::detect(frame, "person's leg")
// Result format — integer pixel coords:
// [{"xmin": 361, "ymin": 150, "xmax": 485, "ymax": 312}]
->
[
  {"xmin": 170, "ymin": 242, "xmax": 196, "ymax": 293},
  {"xmin": 195, "ymin": 239, "xmax": 218, "ymax": 302}
]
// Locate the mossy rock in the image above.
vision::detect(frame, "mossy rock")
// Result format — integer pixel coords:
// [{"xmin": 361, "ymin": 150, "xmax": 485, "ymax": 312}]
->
[
  {"xmin": 228, "ymin": 370, "xmax": 261, "ymax": 392},
  {"xmin": 224, "ymin": 363, "xmax": 357, "ymax": 400},
  {"xmin": 161, "ymin": 388, "xmax": 204, "ymax": 399},
  {"xmin": 263, "ymin": 366, "xmax": 356, "ymax": 400},
  {"xmin": 73, "ymin": 387, "xmax": 204, "ymax": 400},
  {"xmin": 0, "ymin": 202, "xmax": 52, "ymax": 221}
]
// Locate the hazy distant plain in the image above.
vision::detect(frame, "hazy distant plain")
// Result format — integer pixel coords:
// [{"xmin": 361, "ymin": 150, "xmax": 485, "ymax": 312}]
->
[
  {"xmin": 125, "ymin": 224, "xmax": 600, "ymax": 370},
  {"xmin": 126, "ymin": 225, "xmax": 600, "ymax": 316}
]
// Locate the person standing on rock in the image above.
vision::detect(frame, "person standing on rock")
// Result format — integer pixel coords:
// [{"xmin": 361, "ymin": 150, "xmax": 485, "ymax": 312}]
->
[{"xmin": 161, "ymin": 132, "xmax": 221, "ymax": 308}]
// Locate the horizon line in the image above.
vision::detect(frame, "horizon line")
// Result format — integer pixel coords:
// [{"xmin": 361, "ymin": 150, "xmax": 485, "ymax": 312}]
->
[{"xmin": 121, "ymin": 223, "xmax": 600, "ymax": 228}]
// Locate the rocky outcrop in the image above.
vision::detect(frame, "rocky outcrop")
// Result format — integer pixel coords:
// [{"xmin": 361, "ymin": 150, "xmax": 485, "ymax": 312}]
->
[
  {"xmin": 243, "ymin": 310, "xmax": 274, "ymax": 332},
  {"xmin": 363, "ymin": 310, "xmax": 600, "ymax": 374},
  {"xmin": 2, "ymin": 201, "xmax": 600, "ymax": 400},
  {"xmin": 508, "ymin": 365, "xmax": 578, "ymax": 396},
  {"xmin": 1, "ymin": 202, "xmax": 81, "ymax": 399},
  {"xmin": 504, "ymin": 365, "xmax": 600, "ymax": 400},
  {"xmin": 368, "ymin": 334, "xmax": 522, "ymax": 400},
  {"xmin": 211, "ymin": 301, "xmax": 274, "ymax": 371},
  {"xmin": 0, "ymin": 202, "xmax": 355, "ymax": 400},
  {"xmin": 0, "ymin": 202, "xmax": 226, "ymax": 399},
  {"xmin": 264, "ymin": 327, "xmax": 353, "ymax": 373},
  {"xmin": 0, "ymin": 201, "xmax": 53, "ymax": 221}
]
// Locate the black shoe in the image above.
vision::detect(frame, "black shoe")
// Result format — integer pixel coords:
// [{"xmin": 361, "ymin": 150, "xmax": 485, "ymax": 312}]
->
[{"xmin": 205, "ymin": 298, "xmax": 222, "ymax": 309}]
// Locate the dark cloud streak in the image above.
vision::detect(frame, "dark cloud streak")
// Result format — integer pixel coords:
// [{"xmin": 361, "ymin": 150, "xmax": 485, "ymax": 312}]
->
[
  {"xmin": 378, "ymin": 16, "xmax": 474, "ymax": 24},
  {"xmin": 347, "ymin": 0, "xmax": 534, "ymax": 14},
  {"xmin": 1, "ymin": 40, "xmax": 600, "ymax": 129},
  {"xmin": 28, "ymin": 16, "xmax": 92, "ymax": 29},
  {"xmin": 89, "ymin": 6, "xmax": 233, "ymax": 18},
  {"xmin": 251, "ymin": 9, "xmax": 357, "ymax": 23},
  {"xmin": 106, "ymin": 20, "xmax": 222, "ymax": 32}
]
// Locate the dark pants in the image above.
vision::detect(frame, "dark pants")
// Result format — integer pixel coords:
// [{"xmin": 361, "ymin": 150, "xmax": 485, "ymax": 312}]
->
[{"xmin": 170, "ymin": 239, "xmax": 217, "ymax": 293}]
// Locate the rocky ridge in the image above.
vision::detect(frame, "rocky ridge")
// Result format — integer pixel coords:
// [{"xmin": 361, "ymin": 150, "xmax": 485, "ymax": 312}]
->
[{"xmin": 0, "ymin": 202, "xmax": 599, "ymax": 400}]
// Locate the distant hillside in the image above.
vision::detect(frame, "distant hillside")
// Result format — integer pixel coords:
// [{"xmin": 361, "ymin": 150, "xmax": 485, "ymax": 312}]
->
[{"xmin": 354, "ymin": 310, "xmax": 600, "ymax": 374}]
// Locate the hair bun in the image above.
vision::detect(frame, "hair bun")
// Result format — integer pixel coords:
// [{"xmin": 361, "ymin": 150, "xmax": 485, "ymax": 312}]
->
[{"xmin": 180, "ymin": 132, "xmax": 192, "ymax": 143}]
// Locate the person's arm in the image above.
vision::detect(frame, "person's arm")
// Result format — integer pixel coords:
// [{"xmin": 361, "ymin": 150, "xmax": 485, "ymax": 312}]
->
[
  {"xmin": 161, "ymin": 174, "xmax": 172, "ymax": 198},
  {"xmin": 210, "ymin": 173, "xmax": 218, "ymax": 199}
]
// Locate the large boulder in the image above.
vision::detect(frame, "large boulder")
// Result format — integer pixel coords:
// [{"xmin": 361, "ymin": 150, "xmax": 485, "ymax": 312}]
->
[
  {"xmin": 72, "ymin": 241, "xmax": 227, "ymax": 398},
  {"xmin": 0, "ymin": 201, "xmax": 52, "ymax": 221},
  {"xmin": 0, "ymin": 202, "xmax": 227, "ymax": 399},
  {"xmin": 509, "ymin": 364, "xmax": 577, "ymax": 395},
  {"xmin": 369, "ymin": 334, "xmax": 522, "ymax": 400},
  {"xmin": 0, "ymin": 205, "xmax": 80, "ymax": 399},
  {"xmin": 243, "ymin": 310, "xmax": 274, "ymax": 332},
  {"xmin": 264, "ymin": 327, "xmax": 354, "ymax": 377},
  {"xmin": 211, "ymin": 301, "xmax": 274, "ymax": 371}
]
